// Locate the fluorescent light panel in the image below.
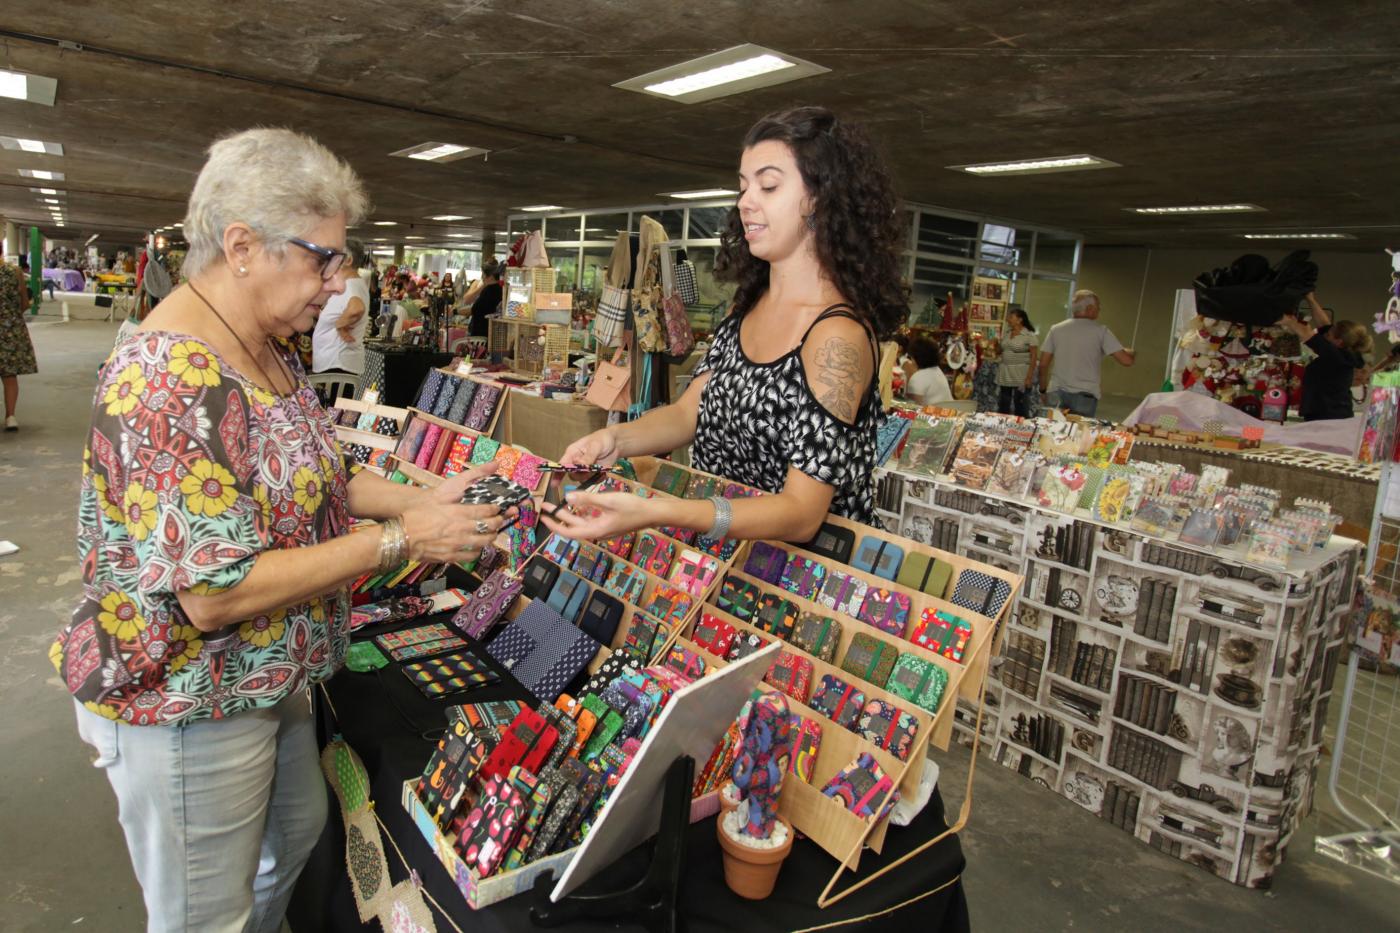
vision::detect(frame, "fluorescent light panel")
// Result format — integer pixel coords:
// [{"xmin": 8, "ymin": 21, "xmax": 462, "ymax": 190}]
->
[
  {"xmin": 948, "ymin": 154, "xmax": 1120, "ymax": 176},
  {"xmin": 372, "ymin": 220, "xmax": 397, "ymax": 226},
  {"xmin": 1129, "ymin": 204, "xmax": 1263, "ymax": 215},
  {"xmin": 0, "ymin": 69, "xmax": 58, "ymax": 106},
  {"xmin": 1239, "ymin": 232, "xmax": 1355, "ymax": 240},
  {"xmin": 662, "ymin": 188, "xmax": 738, "ymax": 199},
  {"xmin": 0, "ymin": 136, "xmax": 63, "ymax": 155},
  {"xmin": 389, "ymin": 142, "xmax": 489, "ymax": 163},
  {"xmin": 515, "ymin": 205, "xmax": 564, "ymax": 212},
  {"xmin": 429, "ymin": 214, "xmax": 471, "ymax": 221},
  {"xmin": 616, "ymin": 44, "xmax": 829, "ymax": 104},
  {"xmin": 19, "ymin": 168, "xmax": 64, "ymax": 180}
]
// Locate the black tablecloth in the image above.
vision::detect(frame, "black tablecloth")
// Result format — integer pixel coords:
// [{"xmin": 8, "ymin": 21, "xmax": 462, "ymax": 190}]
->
[
  {"xmin": 365, "ymin": 344, "xmax": 455, "ymax": 408},
  {"xmin": 289, "ymin": 612, "xmax": 970, "ymax": 932}
]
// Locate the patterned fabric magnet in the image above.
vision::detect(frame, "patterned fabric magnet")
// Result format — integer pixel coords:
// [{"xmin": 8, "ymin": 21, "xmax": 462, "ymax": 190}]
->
[
  {"xmin": 856, "ymin": 699, "xmax": 920, "ymax": 761},
  {"xmin": 763, "ymin": 650, "xmax": 814, "ymax": 703},
  {"xmin": 603, "ymin": 562, "xmax": 646, "ymax": 604},
  {"xmin": 753, "ymin": 593, "xmax": 799, "ymax": 639},
  {"xmin": 818, "ymin": 571, "xmax": 869, "ymax": 618},
  {"xmin": 743, "ymin": 542, "xmax": 788, "ymax": 584},
  {"xmin": 465, "ymin": 384, "xmax": 502, "ymax": 431},
  {"xmin": 691, "ymin": 613, "xmax": 736, "ymax": 658},
  {"xmin": 643, "ymin": 585, "xmax": 693, "ymax": 627},
  {"xmin": 446, "ymin": 378, "xmax": 477, "ymax": 424},
  {"xmin": 857, "ymin": 588, "xmax": 912, "ymax": 636},
  {"xmin": 780, "ymin": 554, "xmax": 828, "ymax": 600},
  {"xmin": 717, "ymin": 576, "xmax": 759, "ymax": 621},
  {"xmin": 810, "ymin": 674, "xmax": 866, "ymax": 730},
  {"xmin": 852, "ymin": 537, "xmax": 904, "ymax": 581},
  {"xmin": 887, "ymin": 653, "xmax": 949, "ymax": 715},
  {"xmin": 790, "ymin": 612, "xmax": 842, "ymax": 663},
  {"xmin": 669, "ymin": 549, "xmax": 719, "ymax": 596},
  {"xmin": 634, "ymin": 532, "xmax": 675, "ymax": 578},
  {"xmin": 840, "ymin": 633, "xmax": 897, "ymax": 688},
  {"xmin": 912, "ymin": 609, "xmax": 974, "ymax": 662},
  {"xmin": 451, "ymin": 570, "xmax": 523, "ymax": 640}
]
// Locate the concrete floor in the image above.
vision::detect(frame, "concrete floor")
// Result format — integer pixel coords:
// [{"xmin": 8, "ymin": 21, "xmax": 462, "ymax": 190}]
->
[{"xmin": 3, "ymin": 314, "xmax": 1400, "ymax": 931}]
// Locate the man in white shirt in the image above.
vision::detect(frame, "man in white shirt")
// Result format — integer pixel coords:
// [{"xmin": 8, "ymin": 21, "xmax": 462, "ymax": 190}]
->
[
  {"xmin": 313, "ymin": 239, "xmax": 370, "ymax": 380},
  {"xmin": 1037, "ymin": 290, "xmax": 1135, "ymax": 417}
]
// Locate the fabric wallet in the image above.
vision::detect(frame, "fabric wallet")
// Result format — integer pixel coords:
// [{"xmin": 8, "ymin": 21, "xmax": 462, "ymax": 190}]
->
[
  {"xmin": 821, "ymin": 752, "xmax": 897, "ymax": 821},
  {"xmin": 540, "ymin": 534, "xmax": 580, "ymax": 569},
  {"xmin": 840, "ymin": 633, "xmax": 898, "ymax": 689},
  {"xmin": 465, "ymin": 384, "xmax": 502, "ymax": 431},
  {"xmin": 643, "ymin": 584, "xmax": 693, "ymax": 627},
  {"xmin": 684, "ymin": 473, "xmax": 719, "ymax": 499},
  {"xmin": 446, "ymin": 377, "xmax": 477, "ymax": 424},
  {"xmin": 763, "ymin": 650, "xmax": 814, "ymax": 704},
  {"xmin": 810, "ymin": 674, "xmax": 866, "ymax": 729},
  {"xmin": 573, "ymin": 548, "xmax": 612, "ymax": 585},
  {"xmin": 725, "ymin": 631, "xmax": 769, "ymax": 662},
  {"xmin": 451, "ymin": 569, "xmax": 523, "ymax": 640},
  {"xmin": 780, "ymin": 555, "xmax": 828, "ymax": 600},
  {"xmin": 432, "ymin": 376, "xmax": 461, "ymax": 418},
  {"xmin": 717, "ymin": 576, "xmax": 759, "ymax": 622},
  {"xmin": 791, "ymin": 718, "xmax": 822, "ymax": 784},
  {"xmin": 601, "ymin": 530, "xmax": 636, "ymax": 561},
  {"xmin": 520, "ymin": 556, "xmax": 559, "ymax": 601},
  {"xmin": 790, "ymin": 611, "xmax": 842, "ymax": 663},
  {"xmin": 544, "ymin": 570, "xmax": 590, "ymax": 623},
  {"xmin": 652, "ymin": 462, "xmax": 690, "ymax": 497},
  {"xmin": 912, "ymin": 609, "xmax": 974, "ymax": 662},
  {"xmin": 415, "ymin": 369, "xmax": 444, "ymax": 411},
  {"xmin": 805, "ymin": 522, "xmax": 856, "ymax": 564},
  {"xmin": 895, "ymin": 553, "xmax": 954, "ymax": 599},
  {"xmin": 669, "ymin": 549, "xmax": 719, "ymax": 596},
  {"xmin": 753, "ymin": 593, "xmax": 799, "ymax": 639},
  {"xmin": 818, "ymin": 571, "xmax": 869, "ymax": 618},
  {"xmin": 622, "ymin": 615, "xmax": 659, "ymax": 662},
  {"xmin": 603, "ymin": 562, "xmax": 647, "ymax": 604},
  {"xmin": 577, "ymin": 591, "xmax": 624, "ymax": 645},
  {"xmin": 856, "ymin": 698, "xmax": 920, "ymax": 762},
  {"xmin": 852, "ymin": 537, "xmax": 904, "ymax": 581},
  {"xmin": 691, "ymin": 613, "xmax": 737, "ymax": 658},
  {"xmin": 887, "ymin": 654, "xmax": 949, "ymax": 715},
  {"xmin": 506, "ymin": 605, "xmax": 601, "ymax": 702},
  {"xmin": 634, "ymin": 532, "xmax": 675, "ymax": 578},
  {"xmin": 949, "ymin": 569, "xmax": 1014, "ymax": 618},
  {"xmin": 857, "ymin": 588, "xmax": 912, "ymax": 637},
  {"xmin": 662, "ymin": 645, "xmax": 706, "ymax": 682},
  {"xmin": 743, "ymin": 542, "xmax": 788, "ymax": 584}
]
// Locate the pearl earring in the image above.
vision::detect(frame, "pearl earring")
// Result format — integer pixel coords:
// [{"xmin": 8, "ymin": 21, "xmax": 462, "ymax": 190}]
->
[{"xmin": 238, "ymin": 265, "xmax": 247, "ymax": 275}]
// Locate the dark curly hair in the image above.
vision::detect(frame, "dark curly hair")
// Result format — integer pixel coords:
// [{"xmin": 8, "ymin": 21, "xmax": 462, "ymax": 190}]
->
[{"xmin": 714, "ymin": 106, "xmax": 909, "ymax": 340}]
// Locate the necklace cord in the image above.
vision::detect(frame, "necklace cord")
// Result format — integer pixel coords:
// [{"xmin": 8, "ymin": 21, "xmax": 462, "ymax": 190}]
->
[{"xmin": 187, "ymin": 282, "xmax": 296, "ymax": 394}]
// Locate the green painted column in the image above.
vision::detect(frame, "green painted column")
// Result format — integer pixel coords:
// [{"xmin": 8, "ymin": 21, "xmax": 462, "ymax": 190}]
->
[{"xmin": 28, "ymin": 226, "xmax": 42, "ymax": 315}]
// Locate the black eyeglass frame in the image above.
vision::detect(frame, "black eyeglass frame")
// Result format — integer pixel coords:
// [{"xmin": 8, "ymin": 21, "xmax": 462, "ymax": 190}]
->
[{"xmin": 287, "ymin": 236, "xmax": 349, "ymax": 280}]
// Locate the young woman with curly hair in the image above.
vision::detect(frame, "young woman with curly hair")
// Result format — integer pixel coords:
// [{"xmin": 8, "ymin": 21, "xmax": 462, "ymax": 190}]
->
[{"xmin": 548, "ymin": 107, "xmax": 908, "ymax": 544}]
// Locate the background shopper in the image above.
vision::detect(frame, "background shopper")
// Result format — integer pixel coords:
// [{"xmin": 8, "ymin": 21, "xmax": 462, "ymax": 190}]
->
[
  {"xmin": 1279, "ymin": 291, "xmax": 1373, "ymax": 420},
  {"xmin": 0, "ymin": 255, "xmax": 36, "ymax": 431},
  {"xmin": 997, "ymin": 307, "xmax": 1039, "ymax": 417},
  {"xmin": 905, "ymin": 335, "xmax": 952, "ymax": 406},
  {"xmin": 1038, "ymin": 289, "xmax": 1135, "ymax": 417}
]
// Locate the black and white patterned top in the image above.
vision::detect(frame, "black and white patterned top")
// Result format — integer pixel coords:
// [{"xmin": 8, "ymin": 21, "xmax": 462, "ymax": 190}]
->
[{"xmin": 691, "ymin": 306, "xmax": 882, "ymax": 524}]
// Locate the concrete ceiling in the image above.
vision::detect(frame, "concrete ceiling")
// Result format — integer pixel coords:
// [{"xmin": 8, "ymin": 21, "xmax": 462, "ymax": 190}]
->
[{"xmin": 0, "ymin": 1, "xmax": 1398, "ymax": 253}]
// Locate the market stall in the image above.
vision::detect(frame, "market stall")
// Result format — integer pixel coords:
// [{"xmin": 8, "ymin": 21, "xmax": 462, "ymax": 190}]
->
[{"xmin": 42, "ymin": 267, "xmax": 85, "ymax": 292}]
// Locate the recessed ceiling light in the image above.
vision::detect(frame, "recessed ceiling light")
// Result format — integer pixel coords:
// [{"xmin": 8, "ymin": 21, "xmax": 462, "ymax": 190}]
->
[
  {"xmin": 0, "ymin": 68, "xmax": 58, "ymax": 106},
  {"xmin": 661, "ymin": 188, "xmax": 738, "ymax": 199},
  {"xmin": 429, "ymin": 214, "xmax": 471, "ymax": 221},
  {"xmin": 389, "ymin": 142, "xmax": 489, "ymax": 163},
  {"xmin": 19, "ymin": 168, "xmax": 64, "ymax": 180},
  {"xmin": 404, "ymin": 236, "xmax": 424, "ymax": 240},
  {"xmin": 515, "ymin": 205, "xmax": 564, "ymax": 212},
  {"xmin": 1239, "ymin": 232, "xmax": 1355, "ymax": 240},
  {"xmin": 615, "ymin": 44, "xmax": 829, "ymax": 104},
  {"xmin": 1129, "ymin": 204, "xmax": 1264, "ymax": 215},
  {"xmin": 447, "ymin": 233, "xmax": 477, "ymax": 238},
  {"xmin": 35, "ymin": 187, "xmax": 59, "ymax": 195},
  {"xmin": 372, "ymin": 221, "xmax": 397, "ymax": 226},
  {"xmin": 948, "ymin": 154, "xmax": 1120, "ymax": 176},
  {"xmin": 0, "ymin": 136, "xmax": 63, "ymax": 155},
  {"xmin": 41, "ymin": 198, "xmax": 60, "ymax": 204},
  {"xmin": 173, "ymin": 222, "xmax": 182, "ymax": 227}
]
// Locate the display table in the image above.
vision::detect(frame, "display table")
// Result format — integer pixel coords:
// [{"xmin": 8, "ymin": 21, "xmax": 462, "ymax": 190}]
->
[
  {"xmin": 42, "ymin": 267, "xmax": 85, "ymax": 292},
  {"xmin": 876, "ymin": 466, "xmax": 1360, "ymax": 888},
  {"xmin": 288, "ymin": 611, "xmax": 970, "ymax": 932},
  {"xmin": 360, "ymin": 344, "xmax": 455, "ymax": 408}
]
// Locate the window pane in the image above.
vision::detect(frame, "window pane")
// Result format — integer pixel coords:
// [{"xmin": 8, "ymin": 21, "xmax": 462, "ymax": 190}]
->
[
  {"xmin": 909, "ymin": 256, "xmax": 973, "ymax": 326},
  {"xmin": 1034, "ymin": 233, "xmax": 1080, "ymax": 276},
  {"xmin": 979, "ymin": 223, "xmax": 1033, "ymax": 268},
  {"xmin": 582, "ymin": 213, "xmax": 628, "ymax": 241},
  {"xmin": 543, "ymin": 215, "xmax": 581, "ymax": 243},
  {"xmin": 916, "ymin": 212, "xmax": 978, "ymax": 258},
  {"xmin": 580, "ymin": 247, "xmax": 612, "ymax": 295},
  {"xmin": 506, "ymin": 216, "xmax": 542, "ymax": 240},
  {"xmin": 551, "ymin": 249, "xmax": 579, "ymax": 291},
  {"xmin": 687, "ymin": 206, "xmax": 731, "ymax": 240},
  {"xmin": 682, "ymin": 246, "xmax": 737, "ymax": 336},
  {"xmin": 648, "ymin": 209, "xmax": 685, "ymax": 240}
]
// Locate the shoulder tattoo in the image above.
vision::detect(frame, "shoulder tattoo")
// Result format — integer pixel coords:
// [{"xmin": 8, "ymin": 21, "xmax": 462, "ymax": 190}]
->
[{"xmin": 812, "ymin": 336, "xmax": 863, "ymax": 423}]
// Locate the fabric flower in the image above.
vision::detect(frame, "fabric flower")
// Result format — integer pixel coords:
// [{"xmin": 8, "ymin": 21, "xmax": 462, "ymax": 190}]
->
[
  {"xmin": 166, "ymin": 624, "xmax": 204, "ymax": 673},
  {"xmin": 98, "ymin": 591, "xmax": 146, "ymax": 640},
  {"xmin": 292, "ymin": 466, "xmax": 324, "ymax": 515},
  {"xmin": 92, "ymin": 473, "xmax": 127, "ymax": 525},
  {"xmin": 168, "ymin": 340, "xmax": 222, "ymax": 388},
  {"xmin": 103, "ymin": 363, "xmax": 147, "ymax": 416},
  {"xmin": 83, "ymin": 700, "xmax": 121, "ymax": 721},
  {"xmin": 239, "ymin": 609, "xmax": 286, "ymax": 648},
  {"xmin": 123, "ymin": 483, "xmax": 159, "ymax": 541},
  {"xmin": 180, "ymin": 459, "xmax": 239, "ymax": 517}
]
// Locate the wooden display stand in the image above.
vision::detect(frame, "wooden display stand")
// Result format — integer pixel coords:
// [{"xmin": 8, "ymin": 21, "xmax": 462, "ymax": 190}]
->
[
  {"xmin": 969, "ymin": 275, "xmax": 1011, "ymax": 339},
  {"xmin": 332, "ymin": 396, "xmax": 410, "ymax": 476},
  {"xmin": 488, "ymin": 318, "xmax": 571, "ymax": 376}
]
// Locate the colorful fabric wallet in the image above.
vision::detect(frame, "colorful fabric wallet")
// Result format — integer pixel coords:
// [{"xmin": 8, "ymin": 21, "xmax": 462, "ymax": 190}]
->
[
  {"xmin": 789, "ymin": 611, "xmax": 842, "ymax": 663},
  {"xmin": 857, "ymin": 588, "xmax": 912, "ymax": 637},
  {"xmin": 840, "ymin": 633, "xmax": 898, "ymax": 688},
  {"xmin": 887, "ymin": 653, "xmax": 949, "ymax": 715},
  {"xmin": 852, "ymin": 537, "xmax": 905, "ymax": 581}
]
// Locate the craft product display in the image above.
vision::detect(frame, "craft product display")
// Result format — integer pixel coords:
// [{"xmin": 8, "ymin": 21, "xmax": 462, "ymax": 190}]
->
[
  {"xmin": 876, "ymin": 448, "xmax": 1360, "ymax": 888},
  {"xmin": 402, "ymin": 651, "xmax": 501, "ymax": 698},
  {"xmin": 332, "ymin": 396, "xmax": 408, "ymax": 476}
]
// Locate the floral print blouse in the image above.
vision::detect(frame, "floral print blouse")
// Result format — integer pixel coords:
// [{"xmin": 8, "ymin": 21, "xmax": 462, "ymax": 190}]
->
[{"xmin": 51, "ymin": 332, "xmax": 357, "ymax": 726}]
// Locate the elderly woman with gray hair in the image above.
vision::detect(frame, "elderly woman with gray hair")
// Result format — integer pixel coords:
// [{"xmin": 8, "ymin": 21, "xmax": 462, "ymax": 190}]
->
[{"xmin": 50, "ymin": 128, "xmax": 506, "ymax": 933}]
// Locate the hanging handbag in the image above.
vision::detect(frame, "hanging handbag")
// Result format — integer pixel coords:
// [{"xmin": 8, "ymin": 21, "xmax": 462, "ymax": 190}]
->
[
  {"xmin": 659, "ymin": 293, "xmax": 695, "ymax": 359},
  {"xmin": 674, "ymin": 259, "xmax": 698, "ymax": 305},
  {"xmin": 594, "ymin": 285, "xmax": 630, "ymax": 348},
  {"xmin": 632, "ymin": 287, "xmax": 666, "ymax": 354},
  {"xmin": 585, "ymin": 347, "xmax": 632, "ymax": 412}
]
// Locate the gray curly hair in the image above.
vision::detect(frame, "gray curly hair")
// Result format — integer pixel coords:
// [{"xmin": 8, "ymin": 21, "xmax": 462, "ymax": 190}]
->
[{"xmin": 182, "ymin": 127, "xmax": 370, "ymax": 278}]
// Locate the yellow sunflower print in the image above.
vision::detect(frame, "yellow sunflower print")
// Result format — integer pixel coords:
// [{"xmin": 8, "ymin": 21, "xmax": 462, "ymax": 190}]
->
[
  {"xmin": 239, "ymin": 609, "xmax": 287, "ymax": 648},
  {"xmin": 122, "ymin": 483, "xmax": 159, "ymax": 541},
  {"xmin": 292, "ymin": 465, "xmax": 325, "ymax": 515},
  {"xmin": 166, "ymin": 624, "xmax": 204, "ymax": 673},
  {"xmin": 103, "ymin": 363, "xmax": 147, "ymax": 416},
  {"xmin": 92, "ymin": 473, "xmax": 127, "ymax": 525},
  {"xmin": 244, "ymin": 383, "xmax": 276, "ymax": 408},
  {"xmin": 167, "ymin": 340, "xmax": 222, "ymax": 388},
  {"xmin": 48, "ymin": 638, "xmax": 63, "ymax": 673},
  {"xmin": 98, "ymin": 591, "xmax": 146, "ymax": 639},
  {"xmin": 83, "ymin": 700, "xmax": 121, "ymax": 721},
  {"xmin": 180, "ymin": 459, "xmax": 239, "ymax": 517},
  {"xmin": 252, "ymin": 482, "xmax": 272, "ymax": 521}
]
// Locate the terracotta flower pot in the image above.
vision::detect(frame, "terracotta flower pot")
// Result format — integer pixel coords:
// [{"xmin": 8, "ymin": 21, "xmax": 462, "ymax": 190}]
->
[
  {"xmin": 718, "ymin": 782, "xmax": 741, "ymax": 816},
  {"xmin": 716, "ymin": 815, "xmax": 794, "ymax": 900}
]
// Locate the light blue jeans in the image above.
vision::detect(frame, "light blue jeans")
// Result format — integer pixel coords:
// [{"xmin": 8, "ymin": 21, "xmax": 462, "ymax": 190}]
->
[
  {"xmin": 1049, "ymin": 389, "xmax": 1099, "ymax": 417},
  {"xmin": 73, "ymin": 691, "xmax": 326, "ymax": 933}
]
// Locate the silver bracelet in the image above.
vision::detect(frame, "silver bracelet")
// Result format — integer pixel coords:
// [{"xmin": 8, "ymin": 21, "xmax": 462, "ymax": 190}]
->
[
  {"xmin": 706, "ymin": 496, "xmax": 732, "ymax": 540},
  {"xmin": 377, "ymin": 518, "xmax": 407, "ymax": 573}
]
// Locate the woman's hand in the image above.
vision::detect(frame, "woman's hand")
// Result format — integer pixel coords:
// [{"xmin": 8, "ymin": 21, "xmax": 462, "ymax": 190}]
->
[
  {"xmin": 401, "ymin": 461, "xmax": 512, "ymax": 562},
  {"xmin": 1279, "ymin": 313, "xmax": 1307, "ymax": 336},
  {"xmin": 540, "ymin": 490, "xmax": 657, "ymax": 542},
  {"xmin": 560, "ymin": 428, "xmax": 620, "ymax": 469}
]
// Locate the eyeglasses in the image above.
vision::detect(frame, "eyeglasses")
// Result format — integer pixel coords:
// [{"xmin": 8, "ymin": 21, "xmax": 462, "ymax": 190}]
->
[{"xmin": 287, "ymin": 236, "xmax": 348, "ymax": 280}]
